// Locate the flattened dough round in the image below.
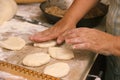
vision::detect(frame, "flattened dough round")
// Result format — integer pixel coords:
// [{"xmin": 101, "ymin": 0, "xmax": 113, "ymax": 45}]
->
[
  {"xmin": 34, "ymin": 40, "xmax": 57, "ymax": 48},
  {"xmin": 23, "ymin": 53, "xmax": 50, "ymax": 67},
  {"xmin": 48, "ymin": 47, "xmax": 74, "ymax": 60},
  {"xmin": 0, "ymin": 37, "xmax": 25, "ymax": 50},
  {"xmin": 44, "ymin": 62, "xmax": 70, "ymax": 77}
]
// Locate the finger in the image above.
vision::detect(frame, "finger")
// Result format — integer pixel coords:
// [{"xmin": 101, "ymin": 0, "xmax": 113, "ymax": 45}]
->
[
  {"xmin": 72, "ymin": 43, "xmax": 100, "ymax": 54},
  {"xmin": 65, "ymin": 32, "xmax": 78, "ymax": 39},
  {"xmin": 72, "ymin": 43, "xmax": 91, "ymax": 50},
  {"xmin": 31, "ymin": 32, "xmax": 58, "ymax": 42},
  {"xmin": 30, "ymin": 28, "xmax": 57, "ymax": 42},
  {"xmin": 65, "ymin": 37, "xmax": 86, "ymax": 44},
  {"xmin": 64, "ymin": 28, "xmax": 88, "ymax": 39},
  {"xmin": 57, "ymin": 34, "xmax": 66, "ymax": 44},
  {"xmin": 67, "ymin": 28, "xmax": 88, "ymax": 34},
  {"xmin": 30, "ymin": 29, "xmax": 49, "ymax": 40},
  {"xmin": 57, "ymin": 31, "xmax": 69, "ymax": 44}
]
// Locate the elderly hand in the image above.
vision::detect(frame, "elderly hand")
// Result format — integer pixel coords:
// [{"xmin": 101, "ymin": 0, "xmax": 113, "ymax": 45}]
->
[
  {"xmin": 57, "ymin": 28, "xmax": 116, "ymax": 55},
  {"xmin": 30, "ymin": 19, "xmax": 75, "ymax": 42}
]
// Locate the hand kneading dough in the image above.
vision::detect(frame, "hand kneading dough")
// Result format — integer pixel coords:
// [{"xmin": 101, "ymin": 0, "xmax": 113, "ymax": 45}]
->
[
  {"xmin": 44, "ymin": 62, "xmax": 70, "ymax": 77},
  {"xmin": 48, "ymin": 47, "xmax": 74, "ymax": 60},
  {"xmin": 0, "ymin": 37, "xmax": 25, "ymax": 50},
  {"xmin": 34, "ymin": 40, "xmax": 57, "ymax": 48},
  {"xmin": 23, "ymin": 53, "xmax": 50, "ymax": 67}
]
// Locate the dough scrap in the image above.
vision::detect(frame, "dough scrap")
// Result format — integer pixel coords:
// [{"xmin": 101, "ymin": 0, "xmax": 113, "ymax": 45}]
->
[
  {"xmin": 34, "ymin": 40, "xmax": 57, "ymax": 48},
  {"xmin": 44, "ymin": 62, "xmax": 70, "ymax": 77},
  {"xmin": 48, "ymin": 47, "xmax": 74, "ymax": 60},
  {"xmin": 23, "ymin": 53, "xmax": 50, "ymax": 67},
  {"xmin": 0, "ymin": 37, "xmax": 25, "ymax": 50}
]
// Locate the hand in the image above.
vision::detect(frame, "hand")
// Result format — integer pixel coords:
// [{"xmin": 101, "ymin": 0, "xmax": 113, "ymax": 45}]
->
[
  {"xmin": 58, "ymin": 28, "xmax": 116, "ymax": 55},
  {"xmin": 30, "ymin": 19, "xmax": 75, "ymax": 42}
]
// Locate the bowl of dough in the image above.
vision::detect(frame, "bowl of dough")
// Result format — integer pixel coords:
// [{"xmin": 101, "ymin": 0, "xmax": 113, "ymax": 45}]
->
[{"xmin": 40, "ymin": 1, "xmax": 108, "ymax": 28}]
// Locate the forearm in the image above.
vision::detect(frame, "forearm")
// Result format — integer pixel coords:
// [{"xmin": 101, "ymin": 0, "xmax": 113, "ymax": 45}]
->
[{"xmin": 61, "ymin": 0, "xmax": 99, "ymax": 26}]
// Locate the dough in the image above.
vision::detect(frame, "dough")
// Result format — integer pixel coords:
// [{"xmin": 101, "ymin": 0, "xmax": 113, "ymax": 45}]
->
[
  {"xmin": 48, "ymin": 47, "xmax": 74, "ymax": 60},
  {"xmin": 0, "ymin": 37, "xmax": 25, "ymax": 50},
  {"xmin": 23, "ymin": 53, "xmax": 50, "ymax": 67},
  {"xmin": 44, "ymin": 62, "xmax": 70, "ymax": 77},
  {"xmin": 0, "ymin": 0, "xmax": 17, "ymax": 25},
  {"xmin": 34, "ymin": 40, "xmax": 57, "ymax": 48}
]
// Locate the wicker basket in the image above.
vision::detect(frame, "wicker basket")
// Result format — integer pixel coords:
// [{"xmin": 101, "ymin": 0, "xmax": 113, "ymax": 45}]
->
[{"xmin": 15, "ymin": 0, "xmax": 46, "ymax": 3}]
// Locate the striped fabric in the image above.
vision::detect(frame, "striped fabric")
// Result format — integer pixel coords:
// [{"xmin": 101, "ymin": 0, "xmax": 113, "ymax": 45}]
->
[
  {"xmin": 105, "ymin": 0, "xmax": 120, "ymax": 80},
  {"xmin": 106, "ymin": 0, "xmax": 120, "ymax": 35}
]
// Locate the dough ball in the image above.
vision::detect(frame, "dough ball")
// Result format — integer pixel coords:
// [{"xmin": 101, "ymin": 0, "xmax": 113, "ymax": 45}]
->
[
  {"xmin": 48, "ymin": 47, "xmax": 74, "ymax": 60},
  {"xmin": 44, "ymin": 62, "xmax": 70, "ymax": 77},
  {"xmin": 0, "ymin": 0, "xmax": 17, "ymax": 25},
  {"xmin": 23, "ymin": 53, "xmax": 50, "ymax": 67},
  {"xmin": 0, "ymin": 37, "xmax": 25, "ymax": 50},
  {"xmin": 34, "ymin": 40, "xmax": 57, "ymax": 48}
]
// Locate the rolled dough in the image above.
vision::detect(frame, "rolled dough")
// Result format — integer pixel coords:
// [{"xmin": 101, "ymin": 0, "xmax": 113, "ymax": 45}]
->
[
  {"xmin": 44, "ymin": 62, "xmax": 70, "ymax": 77},
  {"xmin": 0, "ymin": 0, "xmax": 17, "ymax": 25},
  {"xmin": 48, "ymin": 47, "xmax": 74, "ymax": 60},
  {"xmin": 34, "ymin": 40, "xmax": 57, "ymax": 48},
  {"xmin": 22, "ymin": 53, "xmax": 50, "ymax": 67},
  {"xmin": 0, "ymin": 37, "xmax": 25, "ymax": 50}
]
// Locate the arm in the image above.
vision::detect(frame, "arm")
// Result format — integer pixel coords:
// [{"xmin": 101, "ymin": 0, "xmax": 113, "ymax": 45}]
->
[
  {"xmin": 61, "ymin": 0, "xmax": 99, "ymax": 26},
  {"xmin": 60, "ymin": 28, "xmax": 120, "ymax": 56},
  {"xmin": 30, "ymin": 0, "xmax": 98, "ymax": 42}
]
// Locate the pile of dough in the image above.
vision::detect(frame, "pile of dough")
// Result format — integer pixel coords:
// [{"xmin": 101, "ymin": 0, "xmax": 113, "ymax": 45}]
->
[
  {"xmin": 22, "ymin": 53, "xmax": 50, "ymax": 67},
  {"xmin": 0, "ymin": 0, "xmax": 17, "ymax": 25},
  {"xmin": 48, "ymin": 47, "xmax": 74, "ymax": 60},
  {"xmin": 0, "ymin": 37, "xmax": 25, "ymax": 50},
  {"xmin": 44, "ymin": 62, "xmax": 70, "ymax": 77},
  {"xmin": 34, "ymin": 40, "xmax": 57, "ymax": 48}
]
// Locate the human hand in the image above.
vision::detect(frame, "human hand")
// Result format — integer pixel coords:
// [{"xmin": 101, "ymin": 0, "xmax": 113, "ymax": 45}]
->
[
  {"xmin": 30, "ymin": 19, "xmax": 75, "ymax": 42},
  {"xmin": 58, "ymin": 28, "xmax": 116, "ymax": 55}
]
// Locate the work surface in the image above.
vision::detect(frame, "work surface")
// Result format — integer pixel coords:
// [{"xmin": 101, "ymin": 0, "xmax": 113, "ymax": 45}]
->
[{"xmin": 0, "ymin": 3, "xmax": 105, "ymax": 80}]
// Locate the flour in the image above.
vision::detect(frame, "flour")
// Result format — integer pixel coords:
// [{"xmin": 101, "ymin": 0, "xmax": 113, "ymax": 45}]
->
[
  {"xmin": 0, "ymin": 19, "xmax": 47, "ymax": 43},
  {"xmin": 0, "ymin": 19, "xmax": 47, "ymax": 34},
  {"xmin": 0, "ymin": 49, "xmax": 15, "ymax": 61}
]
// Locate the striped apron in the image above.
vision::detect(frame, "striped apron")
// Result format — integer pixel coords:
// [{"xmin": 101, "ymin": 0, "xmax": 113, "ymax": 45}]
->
[{"xmin": 105, "ymin": 0, "xmax": 120, "ymax": 80}]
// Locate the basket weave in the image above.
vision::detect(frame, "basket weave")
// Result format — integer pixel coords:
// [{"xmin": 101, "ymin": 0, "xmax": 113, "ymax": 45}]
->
[{"xmin": 15, "ymin": 0, "xmax": 46, "ymax": 3}]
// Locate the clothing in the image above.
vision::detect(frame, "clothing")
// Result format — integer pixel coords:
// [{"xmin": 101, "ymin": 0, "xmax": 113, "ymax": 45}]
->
[{"xmin": 105, "ymin": 0, "xmax": 120, "ymax": 80}]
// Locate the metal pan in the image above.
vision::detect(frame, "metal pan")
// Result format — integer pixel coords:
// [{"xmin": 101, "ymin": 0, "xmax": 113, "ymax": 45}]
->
[{"xmin": 40, "ymin": 1, "xmax": 108, "ymax": 28}]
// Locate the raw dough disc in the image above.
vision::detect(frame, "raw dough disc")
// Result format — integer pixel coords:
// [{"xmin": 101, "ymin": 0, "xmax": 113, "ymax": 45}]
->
[
  {"xmin": 0, "ymin": 37, "xmax": 25, "ymax": 50},
  {"xmin": 44, "ymin": 62, "xmax": 70, "ymax": 77},
  {"xmin": 23, "ymin": 53, "xmax": 50, "ymax": 67},
  {"xmin": 34, "ymin": 40, "xmax": 57, "ymax": 48},
  {"xmin": 48, "ymin": 47, "xmax": 74, "ymax": 60}
]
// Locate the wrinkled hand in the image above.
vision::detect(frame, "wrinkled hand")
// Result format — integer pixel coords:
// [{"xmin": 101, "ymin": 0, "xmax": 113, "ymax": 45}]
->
[
  {"xmin": 30, "ymin": 19, "xmax": 75, "ymax": 42},
  {"xmin": 58, "ymin": 28, "xmax": 116, "ymax": 55}
]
